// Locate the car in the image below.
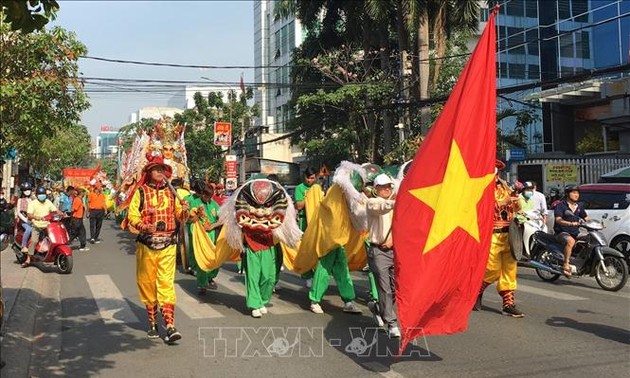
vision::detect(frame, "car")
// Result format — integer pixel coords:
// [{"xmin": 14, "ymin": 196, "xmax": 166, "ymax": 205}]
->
[{"xmin": 546, "ymin": 183, "xmax": 630, "ymax": 263}]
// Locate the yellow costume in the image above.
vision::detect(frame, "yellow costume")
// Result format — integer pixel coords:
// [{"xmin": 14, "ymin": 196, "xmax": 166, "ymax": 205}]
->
[{"xmin": 127, "ymin": 180, "xmax": 186, "ymax": 336}]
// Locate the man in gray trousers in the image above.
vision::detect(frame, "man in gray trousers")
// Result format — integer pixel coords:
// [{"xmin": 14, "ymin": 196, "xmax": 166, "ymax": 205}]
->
[{"xmin": 366, "ymin": 173, "xmax": 399, "ymax": 339}]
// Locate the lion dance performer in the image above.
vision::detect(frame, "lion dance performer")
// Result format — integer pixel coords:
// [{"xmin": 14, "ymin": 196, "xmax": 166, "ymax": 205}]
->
[
  {"xmin": 126, "ymin": 154, "xmax": 189, "ymax": 342},
  {"xmin": 220, "ymin": 179, "xmax": 301, "ymax": 318},
  {"xmin": 474, "ymin": 160, "xmax": 524, "ymax": 318}
]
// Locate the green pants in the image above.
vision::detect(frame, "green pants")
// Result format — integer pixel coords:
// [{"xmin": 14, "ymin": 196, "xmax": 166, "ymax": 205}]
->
[
  {"xmin": 244, "ymin": 247, "xmax": 276, "ymax": 309},
  {"xmin": 308, "ymin": 247, "xmax": 356, "ymax": 303},
  {"xmin": 187, "ymin": 226, "xmax": 219, "ymax": 288}
]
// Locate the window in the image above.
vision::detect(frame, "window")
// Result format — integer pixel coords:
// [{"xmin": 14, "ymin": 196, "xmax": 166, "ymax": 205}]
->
[
  {"xmin": 528, "ymin": 64, "xmax": 540, "ymax": 80},
  {"xmin": 580, "ymin": 191, "xmax": 630, "ymax": 210},
  {"xmin": 509, "ymin": 63, "xmax": 526, "ymax": 79},
  {"xmin": 561, "ymin": 66, "xmax": 574, "ymax": 77},
  {"xmin": 499, "ymin": 62, "xmax": 508, "ymax": 78},
  {"xmin": 526, "ymin": 29, "xmax": 539, "ymax": 55},
  {"xmin": 288, "ymin": 21, "xmax": 296, "ymax": 51},
  {"xmin": 559, "ymin": 33, "xmax": 574, "ymax": 58},
  {"xmin": 558, "ymin": 0, "xmax": 571, "ymax": 20},
  {"xmin": 507, "ymin": 27, "xmax": 524, "ymax": 50},
  {"xmin": 506, "ymin": 0, "xmax": 524, "ymax": 17},
  {"xmin": 572, "ymin": 0, "xmax": 589, "ymax": 23},
  {"xmin": 480, "ymin": 7, "xmax": 489, "ymax": 22},
  {"xmin": 575, "ymin": 31, "xmax": 591, "ymax": 59},
  {"xmin": 525, "ymin": 0, "xmax": 537, "ymax": 18},
  {"xmin": 274, "ymin": 30, "xmax": 281, "ymax": 56}
]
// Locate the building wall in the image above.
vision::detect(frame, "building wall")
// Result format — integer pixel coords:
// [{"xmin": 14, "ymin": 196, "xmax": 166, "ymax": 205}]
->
[
  {"xmin": 167, "ymin": 86, "xmax": 232, "ymax": 110},
  {"xmin": 254, "ymin": 1, "xmax": 303, "ymax": 162}
]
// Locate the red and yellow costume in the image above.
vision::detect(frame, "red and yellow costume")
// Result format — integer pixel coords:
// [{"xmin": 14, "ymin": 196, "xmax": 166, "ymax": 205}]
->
[
  {"xmin": 126, "ymin": 157, "xmax": 186, "ymax": 334},
  {"xmin": 477, "ymin": 161, "xmax": 523, "ymax": 316}
]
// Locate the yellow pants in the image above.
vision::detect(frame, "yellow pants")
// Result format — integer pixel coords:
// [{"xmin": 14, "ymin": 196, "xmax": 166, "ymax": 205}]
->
[
  {"xmin": 136, "ymin": 243, "xmax": 177, "ymax": 306},
  {"xmin": 483, "ymin": 233, "xmax": 517, "ymax": 292}
]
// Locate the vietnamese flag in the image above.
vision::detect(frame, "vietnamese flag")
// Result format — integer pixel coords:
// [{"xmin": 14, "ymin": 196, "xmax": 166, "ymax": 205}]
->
[{"xmin": 393, "ymin": 6, "xmax": 499, "ymax": 352}]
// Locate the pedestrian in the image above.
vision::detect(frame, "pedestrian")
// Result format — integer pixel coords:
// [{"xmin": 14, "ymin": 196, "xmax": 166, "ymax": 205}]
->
[
  {"xmin": 474, "ymin": 160, "xmax": 524, "ymax": 317},
  {"xmin": 365, "ymin": 173, "xmax": 399, "ymax": 338},
  {"xmin": 185, "ymin": 182, "xmax": 221, "ymax": 295},
  {"xmin": 531, "ymin": 181, "xmax": 548, "ymax": 223},
  {"xmin": 126, "ymin": 155, "xmax": 189, "ymax": 343},
  {"xmin": 294, "ymin": 168, "xmax": 318, "ymax": 287},
  {"xmin": 15, "ymin": 183, "xmax": 33, "ymax": 254},
  {"xmin": 87, "ymin": 183, "xmax": 107, "ymax": 244},
  {"xmin": 69, "ymin": 188, "xmax": 89, "ymax": 251}
]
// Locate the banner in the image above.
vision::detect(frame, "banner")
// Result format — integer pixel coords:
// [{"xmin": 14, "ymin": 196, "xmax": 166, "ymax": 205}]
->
[
  {"xmin": 214, "ymin": 122, "xmax": 232, "ymax": 146},
  {"xmin": 546, "ymin": 164, "xmax": 578, "ymax": 182}
]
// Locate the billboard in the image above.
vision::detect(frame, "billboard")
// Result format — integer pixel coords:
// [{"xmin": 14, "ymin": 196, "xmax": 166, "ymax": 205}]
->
[{"xmin": 214, "ymin": 122, "xmax": 232, "ymax": 146}]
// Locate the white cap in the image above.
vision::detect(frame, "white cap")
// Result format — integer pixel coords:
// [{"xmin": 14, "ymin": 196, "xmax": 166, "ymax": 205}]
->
[{"xmin": 374, "ymin": 174, "xmax": 394, "ymax": 187}]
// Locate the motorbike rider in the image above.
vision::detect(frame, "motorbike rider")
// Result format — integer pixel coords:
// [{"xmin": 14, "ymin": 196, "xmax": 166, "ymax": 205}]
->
[
  {"xmin": 15, "ymin": 183, "xmax": 34, "ymax": 254},
  {"xmin": 554, "ymin": 185, "xmax": 590, "ymax": 277},
  {"xmin": 24, "ymin": 186, "xmax": 64, "ymax": 267}
]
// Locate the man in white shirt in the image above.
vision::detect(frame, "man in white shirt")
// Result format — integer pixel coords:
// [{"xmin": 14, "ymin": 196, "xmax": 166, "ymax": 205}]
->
[
  {"xmin": 366, "ymin": 174, "xmax": 399, "ymax": 338},
  {"xmin": 531, "ymin": 182, "xmax": 548, "ymax": 224}
]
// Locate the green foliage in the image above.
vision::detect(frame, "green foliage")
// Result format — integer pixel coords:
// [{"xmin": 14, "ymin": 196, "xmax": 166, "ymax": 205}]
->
[
  {"xmin": 1, "ymin": 0, "xmax": 59, "ymax": 33},
  {"xmin": 0, "ymin": 21, "xmax": 90, "ymax": 162},
  {"xmin": 30, "ymin": 124, "xmax": 92, "ymax": 180},
  {"xmin": 576, "ymin": 126, "xmax": 619, "ymax": 154}
]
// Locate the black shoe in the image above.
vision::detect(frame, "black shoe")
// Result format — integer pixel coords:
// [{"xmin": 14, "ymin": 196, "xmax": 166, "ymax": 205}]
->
[
  {"xmin": 208, "ymin": 279, "xmax": 218, "ymax": 290},
  {"xmin": 89, "ymin": 238, "xmax": 95, "ymax": 244},
  {"xmin": 147, "ymin": 323, "xmax": 159, "ymax": 339},
  {"xmin": 165, "ymin": 327, "xmax": 182, "ymax": 344},
  {"xmin": 502, "ymin": 304, "xmax": 524, "ymax": 318},
  {"xmin": 473, "ymin": 292, "xmax": 483, "ymax": 311}
]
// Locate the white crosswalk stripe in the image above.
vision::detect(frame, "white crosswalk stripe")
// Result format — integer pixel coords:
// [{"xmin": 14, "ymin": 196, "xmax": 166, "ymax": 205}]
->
[
  {"xmin": 85, "ymin": 274, "xmax": 140, "ymax": 325},
  {"xmin": 518, "ymin": 284, "xmax": 587, "ymax": 301},
  {"xmin": 175, "ymin": 284, "xmax": 224, "ymax": 319}
]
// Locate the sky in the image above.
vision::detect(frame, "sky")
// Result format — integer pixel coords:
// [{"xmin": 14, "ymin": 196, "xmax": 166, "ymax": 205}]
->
[{"xmin": 51, "ymin": 1, "xmax": 255, "ymax": 139}]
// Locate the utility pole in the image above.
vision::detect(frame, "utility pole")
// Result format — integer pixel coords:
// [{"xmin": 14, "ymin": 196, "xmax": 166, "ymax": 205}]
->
[
  {"xmin": 400, "ymin": 50, "xmax": 412, "ymax": 141},
  {"xmin": 239, "ymin": 117, "xmax": 246, "ymax": 183}
]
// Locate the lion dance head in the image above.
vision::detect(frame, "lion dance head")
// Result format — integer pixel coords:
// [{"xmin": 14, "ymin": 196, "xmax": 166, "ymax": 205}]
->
[{"xmin": 221, "ymin": 179, "xmax": 302, "ymax": 251}]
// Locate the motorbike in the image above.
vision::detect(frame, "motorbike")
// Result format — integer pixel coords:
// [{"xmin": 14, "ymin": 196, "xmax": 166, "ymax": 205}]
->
[
  {"xmin": 0, "ymin": 207, "xmax": 14, "ymax": 252},
  {"xmin": 526, "ymin": 217, "xmax": 628, "ymax": 291},
  {"xmin": 520, "ymin": 209, "xmax": 548, "ymax": 260},
  {"xmin": 12, "ymin": 213, "xmax": 73, "ymax": 274}
]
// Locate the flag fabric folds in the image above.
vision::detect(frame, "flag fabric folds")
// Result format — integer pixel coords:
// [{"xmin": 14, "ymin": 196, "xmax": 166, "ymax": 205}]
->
[{"xmin": 393, "ymin": 7, "xmax": 499, "ymax": 353}]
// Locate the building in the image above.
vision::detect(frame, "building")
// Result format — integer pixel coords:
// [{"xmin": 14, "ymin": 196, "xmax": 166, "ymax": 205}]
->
[
  {"xmin": 491, "ymin": 0, "xmax": 630, "ymax": 155},
  {"xmin": 253, "ymin": 1, "xmax": 305, "ymax": 163},
  {"xmin": 94, "ymin": 125, "xmax": 120, "ymax": 159}
]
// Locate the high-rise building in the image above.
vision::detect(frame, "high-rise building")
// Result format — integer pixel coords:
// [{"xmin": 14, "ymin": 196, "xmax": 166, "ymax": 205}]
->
[
  {"xmin": 492, "ymin": 0, "xmax": 629, "ymax": 154},
  {"xmin": 254, "ymin": 1, "xmax": 304, "ymax": 163},
  {"xmin": 95, "ymin": 125, "xmax": 120, "ymax": 159}
]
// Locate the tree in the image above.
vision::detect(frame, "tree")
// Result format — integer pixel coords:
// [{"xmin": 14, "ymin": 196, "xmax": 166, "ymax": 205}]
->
[
  {"xmin": 1, "ymin": 0, "xmax": 59, "ymax": 33},
  {"xmin": 0, "ymin": 20, "xmax": 90, "ymax": 162},
  {"xmin": 29, "ymin": 123, "xmax": 92, "ymax": 180}
]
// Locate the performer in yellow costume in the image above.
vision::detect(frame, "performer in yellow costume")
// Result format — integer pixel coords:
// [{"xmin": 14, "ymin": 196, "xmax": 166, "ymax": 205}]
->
[
  {"xmin": 474, "ymin": 160, "xmax": 524, "ymax": 318},
  {"xmin": 127, "ymin": 154, "xmax": 189, "ymax": 343}
]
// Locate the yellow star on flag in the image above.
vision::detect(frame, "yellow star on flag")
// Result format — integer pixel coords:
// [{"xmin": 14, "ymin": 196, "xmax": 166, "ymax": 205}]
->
[{"xmin": 410, "ymin": 141, "xmax": 495, "ymax": 254}]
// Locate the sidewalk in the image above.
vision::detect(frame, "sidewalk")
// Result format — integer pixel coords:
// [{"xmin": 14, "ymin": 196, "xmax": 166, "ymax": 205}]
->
[{"xmin": 1, "ymin": 248, "xmax": 63, "ymax": 376}]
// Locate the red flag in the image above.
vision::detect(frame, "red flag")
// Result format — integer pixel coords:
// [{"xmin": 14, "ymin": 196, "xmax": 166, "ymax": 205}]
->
[{"xmin": 393, "ymin": 7, "xmax": 499, "ymax": 352}]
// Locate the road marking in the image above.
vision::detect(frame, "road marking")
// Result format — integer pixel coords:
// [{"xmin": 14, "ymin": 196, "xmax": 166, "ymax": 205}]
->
[
  {"xmin": 518, "ymin": 284, "xmax": 587, "ymax": 301},
  {"xmin": 217, "ymin": 273, "xmax": 303, "ymax": 315},
  {"xmin": 361, "ymin": 362, "xmax": 405, "ymax": 378},
  {"xmin": 85, "ymin": 274, "xmax": 140, "ymax": 325},
  {"xmin": 175, "ymin": 284, "xmax": 224, "ymax": 319}
]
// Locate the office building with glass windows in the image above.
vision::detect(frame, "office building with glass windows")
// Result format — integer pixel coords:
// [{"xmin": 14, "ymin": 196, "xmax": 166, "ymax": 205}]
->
[{"xmin": 491, "ymin": 0, "xmax": 629, "ymax": 155}]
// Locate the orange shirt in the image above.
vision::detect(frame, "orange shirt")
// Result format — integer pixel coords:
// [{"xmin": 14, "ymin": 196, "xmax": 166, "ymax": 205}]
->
[
  {"xmin": 72, "ymin": 196, "xmax": 85, "ymax": 218},
  {"xmin": 88, "ymin": 191, "xmax": 107, "ymax": 210}
]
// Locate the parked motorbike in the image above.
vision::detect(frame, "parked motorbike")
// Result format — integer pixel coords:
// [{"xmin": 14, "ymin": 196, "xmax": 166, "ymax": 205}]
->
[
  {"xmin": 12, "ymin": 213, "xmax": 73, "ymax": 274},
  {"xmin": 0, "ymin": 206, "xmax": 14, "ymax": 252},
  {"xmin": 527, "ymin": 217, "xmax": 628, "ymax": 291}
]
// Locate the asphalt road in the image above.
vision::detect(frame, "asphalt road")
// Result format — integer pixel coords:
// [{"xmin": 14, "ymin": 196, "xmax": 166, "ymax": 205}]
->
[{"xmin": 2, "ymin": 219, "xmax": 629, "ymax": 377}]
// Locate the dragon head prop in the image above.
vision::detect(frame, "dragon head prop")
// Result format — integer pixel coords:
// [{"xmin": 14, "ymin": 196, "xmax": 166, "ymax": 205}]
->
[
  {"xmin": 220, "ymin": 179, "xmax": 302, "ymax": 251},
  {"xmin": 332, "ymin": 161, "xmax": 368, "ymax": 232}
]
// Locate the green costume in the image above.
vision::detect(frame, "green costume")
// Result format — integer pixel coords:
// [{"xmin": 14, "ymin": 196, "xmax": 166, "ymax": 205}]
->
[
  {"xmin": 308, "ymin": 247, "xmax": 357, "ymax": 303},
  {"xmin": 184, "ymin": 194, "xmax": 220, "ymax": 288},
  {"xmin": 244, "ymin": 246, "xmax": 277, "ymax": 309}
]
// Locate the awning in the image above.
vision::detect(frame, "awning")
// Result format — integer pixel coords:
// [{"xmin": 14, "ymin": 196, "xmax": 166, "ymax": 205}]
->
[{"xmin": 600, "ymin": 166, "xmax": 630, "ymax": 183}]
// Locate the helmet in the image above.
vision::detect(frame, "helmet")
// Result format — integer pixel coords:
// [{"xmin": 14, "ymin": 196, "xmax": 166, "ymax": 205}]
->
[
  {"xmin": 564, "ymin": 185, "xmax": 580, "ymax": 195},
  {"xmin": 20, "ymin": 182, "xmax": 32, "ymax": 192},
  {"xmin": 0, "ymin": 198, "xmax": 7, "ymax": 209},
  {"xmin": 35, "ymin": 186, "xmax": 47, "ymax": 196},
  {"xmin": 523, "ymin": 181, "xmax": 535, "ymax": 190},
  {"xmin": 361, "ymin": 163, "xmax": 384, "ymax": 184}
]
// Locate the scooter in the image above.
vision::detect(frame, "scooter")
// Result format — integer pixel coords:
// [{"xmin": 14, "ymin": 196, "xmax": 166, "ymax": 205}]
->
[
  {"xmin": 0, "ymin": 206, "xmax": 14, "ymax": 252},
  {"xmin": 12, "ymin": 213, "xmax": 73, "ymax": 274},
  {"xmin": 520, "ymin": 209, "xmax": 548, "ymax": 260},
  {"xmin": 526, "ymin": 218, "xmax": 628, "ymax": 291}
]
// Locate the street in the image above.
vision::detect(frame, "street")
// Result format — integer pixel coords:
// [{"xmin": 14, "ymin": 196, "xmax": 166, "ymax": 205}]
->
[{"xmin": 2, "ymin": 219, "xmax": 629, "ymax": 378}]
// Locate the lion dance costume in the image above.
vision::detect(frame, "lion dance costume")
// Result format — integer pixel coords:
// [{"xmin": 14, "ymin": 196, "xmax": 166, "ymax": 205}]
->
[{"xmin": 474, "ymin": 160, "xmax": 524, "ymax": 318}]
